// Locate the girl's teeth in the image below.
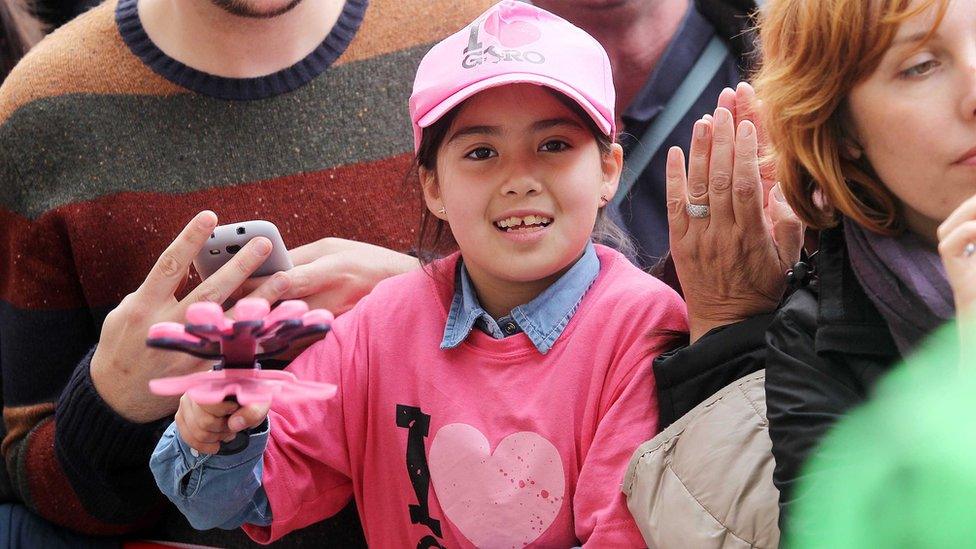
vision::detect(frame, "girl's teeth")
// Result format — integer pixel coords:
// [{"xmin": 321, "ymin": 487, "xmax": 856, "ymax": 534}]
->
[{"xmin": 495, "ymin": 215, "xmax": 552, "ymax": 229}]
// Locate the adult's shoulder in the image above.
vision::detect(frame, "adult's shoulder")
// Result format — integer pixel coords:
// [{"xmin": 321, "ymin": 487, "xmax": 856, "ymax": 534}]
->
[
  {"xmin": 769, "ymin": 281, "xmax": 820, "ymax": 345},
  {"xmin": 338, "ymin": 0, "xmax": 495, "ymax": 65},
  {"xmin": 0, "ymin": 0, "xmax": 181, "ymax": 125}
]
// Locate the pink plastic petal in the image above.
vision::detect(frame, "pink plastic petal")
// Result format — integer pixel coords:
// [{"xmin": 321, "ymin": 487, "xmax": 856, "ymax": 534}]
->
[
  {"xmin": 149, "ymin": 369, "xmax": 337, "ymax": 406},
  {"xmin": 148, "ymin": 371, "xmax": 215, "ymax": 396},
  {"xmin": 148, "ymin": 322, "xmax": 199, "ymax": 343},
  {"xmin": 233, "ymin": 298, "xmax": 271, "ymax": 322},
  {"xmin": 302, "ymin": 309, "xmax": 335, "ymax": 326},
  {"xmin": 186, "ymin": 383, "xmax": 233, "ymax": 405},
  {"xmin": 235, "ymin": 381, "xmax": 278, "ymax": 407},
  {"xmin": 262, "ymin": 300, "xmax": 309, "ymax": 326},
  {"xmin": 186, "ymin": 302, "xmax": 229, "ymax": 331}
]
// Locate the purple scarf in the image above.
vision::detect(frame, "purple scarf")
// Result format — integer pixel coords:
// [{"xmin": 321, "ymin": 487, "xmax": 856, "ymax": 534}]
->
[{"xmin": 843, "ymin": 218, "xmax": 954, "ymax": 355}]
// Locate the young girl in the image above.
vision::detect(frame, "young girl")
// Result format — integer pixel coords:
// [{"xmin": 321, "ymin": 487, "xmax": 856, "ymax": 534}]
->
[{"xmin": 150, "ymin": 2, "xmax": 686, "ymax": 546}]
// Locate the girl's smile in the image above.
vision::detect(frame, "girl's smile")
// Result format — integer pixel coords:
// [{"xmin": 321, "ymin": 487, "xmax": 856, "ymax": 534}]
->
[{"xmin": 493, "ymin": 210, "xmax": 554, "ymax": 243}]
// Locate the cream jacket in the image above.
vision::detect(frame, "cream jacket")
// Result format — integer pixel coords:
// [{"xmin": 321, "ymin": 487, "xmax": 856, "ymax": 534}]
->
[{"xmin": 623, "ymin": 371, "xmax": 780, "ymax": 548}]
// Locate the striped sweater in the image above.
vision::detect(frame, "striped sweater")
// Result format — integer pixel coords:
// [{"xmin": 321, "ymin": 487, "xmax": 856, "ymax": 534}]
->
[{"xmin": 0, "ymin": 0, "xmax": 491, "ymax": 544}]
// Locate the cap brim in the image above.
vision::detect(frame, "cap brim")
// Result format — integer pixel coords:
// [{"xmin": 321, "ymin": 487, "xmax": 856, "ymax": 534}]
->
[{"xmin": 416, "ymin": 72, "xmax": 612, "ymax": 141}]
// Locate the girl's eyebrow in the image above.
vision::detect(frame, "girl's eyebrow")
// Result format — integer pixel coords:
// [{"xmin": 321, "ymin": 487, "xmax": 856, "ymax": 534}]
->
[
  {"xmin": 446, "ymin": 125, "xmax": 499, "ymax": 144},
  {"xmin": 447, "ymin": 117, "xmax": 586, "ymax": 145},
  {"xmin": 531, "ymin": 117, "xmax": 586, "ymax": 132}
]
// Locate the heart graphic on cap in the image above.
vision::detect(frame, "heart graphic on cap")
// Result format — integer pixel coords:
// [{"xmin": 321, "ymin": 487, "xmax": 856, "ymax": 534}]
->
[{"xmin": 484, "ymin": 12, "xmax": 542, "ymax": 48}]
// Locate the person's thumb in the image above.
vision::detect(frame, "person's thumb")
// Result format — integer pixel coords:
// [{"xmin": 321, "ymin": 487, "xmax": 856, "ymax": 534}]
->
[
  {"xmin": 768, "ymin": 183, "xmax": 804, "ymax": 265},
  {"xmin": 228, "ymin": 403, "xmax": 271, "ymax": 432}
]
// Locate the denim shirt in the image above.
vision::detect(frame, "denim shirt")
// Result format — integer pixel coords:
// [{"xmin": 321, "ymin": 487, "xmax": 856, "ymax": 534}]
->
[
  {"xmin": 150, "ymin": 243, "xmax": 601, "ymax": 530},
  {"xmin": 150, "ymin": 420, "xmax": 273, "ymax": 530},
  {"xmin": 440, "ymin": 242, "xmax": 600, "ymax": 354}
]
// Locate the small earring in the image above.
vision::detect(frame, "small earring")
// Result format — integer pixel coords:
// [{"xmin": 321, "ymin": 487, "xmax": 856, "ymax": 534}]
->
[
  {"xmin": 599, "ymin": 195, "xmax": 609, "ymax": 206},
  {"xmin": 437, "ymin": 207, "xmax": 447, "ymax": 215}
]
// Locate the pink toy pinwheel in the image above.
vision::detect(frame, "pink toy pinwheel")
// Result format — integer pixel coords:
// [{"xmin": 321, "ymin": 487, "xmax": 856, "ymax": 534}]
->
[{"xmin": 146, "ymin": 298, "xmax": 337, "ymax": 454}]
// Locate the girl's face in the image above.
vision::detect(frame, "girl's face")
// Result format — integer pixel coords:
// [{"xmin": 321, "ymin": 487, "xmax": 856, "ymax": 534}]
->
[
  {"xmin": 422, "ymin": 84, "xmax": 622, "ymax": 295},
  {"xmin": 848, "ymin": 0, "xmax": 976, "ymax": 242}
]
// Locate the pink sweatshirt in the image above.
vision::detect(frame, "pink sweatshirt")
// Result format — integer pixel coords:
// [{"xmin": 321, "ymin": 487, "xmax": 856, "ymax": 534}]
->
[{"xmin": 243, "ymin": 246, "xmax": 687, "ymax": 547}]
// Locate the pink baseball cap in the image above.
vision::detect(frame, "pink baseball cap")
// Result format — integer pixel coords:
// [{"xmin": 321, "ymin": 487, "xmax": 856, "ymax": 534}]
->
[{"xmin": 408, "ymin": 0, "xmax": 615, "ymax": 152}]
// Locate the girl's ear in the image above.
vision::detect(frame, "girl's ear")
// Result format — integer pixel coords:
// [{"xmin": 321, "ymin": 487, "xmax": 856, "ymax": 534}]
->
[
  {"xmin": 599, "ymin": 143, "xmax": 624, "ymax": 206},
  {"xmin": 420, "ymin": 167, "xmax": 448, "ymax": 220}
]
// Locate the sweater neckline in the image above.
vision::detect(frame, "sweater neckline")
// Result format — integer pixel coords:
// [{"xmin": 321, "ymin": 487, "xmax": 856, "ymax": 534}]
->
[{"xmin": 115, "ymin": 0, "xmax": 367, "ymax": 101}]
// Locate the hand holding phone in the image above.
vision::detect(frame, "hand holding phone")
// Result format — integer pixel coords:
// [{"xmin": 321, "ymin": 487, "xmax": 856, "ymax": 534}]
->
[{"xmin": 194, "ymin": 220, "xmax": 292, "ymax": 280}]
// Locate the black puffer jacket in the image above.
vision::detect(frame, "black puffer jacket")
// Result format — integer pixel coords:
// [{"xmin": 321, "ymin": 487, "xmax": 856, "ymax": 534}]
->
[
  {"xmin": 764, "ymin": 226, "xmax": 902, "ymax": 529},
  {"xmin": 653, "ymin": 226, "xmax": 905, "ymax": 535}
]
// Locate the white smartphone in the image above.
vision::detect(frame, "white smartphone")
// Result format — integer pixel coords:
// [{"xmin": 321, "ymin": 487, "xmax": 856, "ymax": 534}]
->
[{"xmin": 193, "ymin": 220, "xmax": 293, "ymax": 280}]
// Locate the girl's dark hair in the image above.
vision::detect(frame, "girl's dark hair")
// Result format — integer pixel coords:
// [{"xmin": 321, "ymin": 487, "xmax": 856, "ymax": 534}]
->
[
  {"xmin": 1, "ymin": 1, "xmax": 31, "ymax": 84},
  {"xmin": 410, "ymin": 87, "xmax": 636, "ymax": 265}
]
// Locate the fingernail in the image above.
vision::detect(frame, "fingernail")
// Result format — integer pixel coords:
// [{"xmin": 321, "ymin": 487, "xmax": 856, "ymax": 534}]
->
[
  {"xmin": 702, "ymin": 114, "xmax": 713, "ymax": 123},
  {"xmin": 196, "ymin": 211, "xmax": 217, "ymax": 228},
  {"xmin": 230, "ymin": 416, "xmax": 246, "ymax": 431},
  {"xmin": 272, "ymin": 273, "xmax": 290, "ymax": 293},
  {"xmin": 739, "ymin": 121, "xmax": 754, "ymax": 138},
  {"xmin": 695, "ymin": 121, "xmax": 708, "ymax": 139},
  {"xmin": 253, "ymin": 238, "xmax": 272, "ymax": 255},
  {"xmin": 715, "ymin": 108, "xmax": 730, "ymax": 123}
]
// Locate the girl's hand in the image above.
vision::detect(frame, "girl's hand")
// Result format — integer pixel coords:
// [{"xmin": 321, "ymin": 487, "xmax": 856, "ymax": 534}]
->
[
  {"xmin": 174, "ymin": 394, "xmax": 270, "ymax": 455},
  {"xmin": 937, "ymin": 194, "xmax": 976, "ymax": 349},
  {"xmin": 667, "ymin": 86, "xmax": 803, "ymax": 343}
]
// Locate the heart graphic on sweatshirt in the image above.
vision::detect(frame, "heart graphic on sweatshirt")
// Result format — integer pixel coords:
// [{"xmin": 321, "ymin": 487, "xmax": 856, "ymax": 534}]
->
[
  {"xmin": 483, "ymin": 12, "xmax": 542, "ymax": 49},
  {"xmin": 429, "ymin": 424, "xmax": 565, "ymax": 548}
]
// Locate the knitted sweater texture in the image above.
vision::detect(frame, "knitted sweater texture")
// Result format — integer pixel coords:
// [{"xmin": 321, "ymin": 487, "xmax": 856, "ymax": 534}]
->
[{"xmin": 0, "ymin": 0, "xmax": 492, "ymax": 544}]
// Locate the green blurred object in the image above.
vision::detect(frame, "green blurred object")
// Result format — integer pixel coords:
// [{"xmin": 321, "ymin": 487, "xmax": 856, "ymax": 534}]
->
[{"xmin": 788, "ymin": 322, "xmax": 976, "ymax": 548}]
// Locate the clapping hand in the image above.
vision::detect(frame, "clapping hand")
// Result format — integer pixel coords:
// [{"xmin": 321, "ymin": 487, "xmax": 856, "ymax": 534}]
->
[{"xmin": 667, "ymin": 83, "xmax": 804, "ymax": 343}]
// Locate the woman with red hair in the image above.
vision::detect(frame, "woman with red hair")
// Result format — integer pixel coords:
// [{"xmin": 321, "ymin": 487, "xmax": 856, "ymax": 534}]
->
[{"xmin": 650, "ymin": 0, "xmax": 976, "ymax": 538}]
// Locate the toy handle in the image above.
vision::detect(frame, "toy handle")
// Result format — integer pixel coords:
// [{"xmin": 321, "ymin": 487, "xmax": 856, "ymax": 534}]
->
[{"xmin": 217, "ymin": 396, "xmax": 250, "ymax": 456}]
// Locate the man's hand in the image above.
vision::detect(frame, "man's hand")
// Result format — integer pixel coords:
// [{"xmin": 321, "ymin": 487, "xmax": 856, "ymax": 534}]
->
[
  {"xmin": 244, "ymin": 237, "xmax": 420, "ymax": 315},
  {"xmin": 235, "ymin": 238, "xmax": 420, "ymax": 359},
  {"xmin": 90, "ymin": 212, "xmax": 290, "ymax": 423}
]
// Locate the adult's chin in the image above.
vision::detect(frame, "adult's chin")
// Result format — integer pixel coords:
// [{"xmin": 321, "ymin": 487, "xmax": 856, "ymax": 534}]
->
[{"xmin": 209, "ymin": 0, "xmax": 304, "ymax": 19}]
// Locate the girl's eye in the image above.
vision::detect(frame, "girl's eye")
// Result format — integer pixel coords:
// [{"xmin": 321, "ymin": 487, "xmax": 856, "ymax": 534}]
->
[
  {"xmin": 539, "ymin": 140, "xmax": 570, "ymax": 153},
  {"xmin": 464, "ymin": 147, "xmax": 497, "ymax": 160},
  {"xmin": 900, "ymin": 58, "xmax": 940, "ymax": 79}
]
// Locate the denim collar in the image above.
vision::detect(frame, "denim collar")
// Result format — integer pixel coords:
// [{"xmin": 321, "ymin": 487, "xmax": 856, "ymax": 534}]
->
[{"xmin": 440, "ymin": 242, "xmax": 600, "ymax": 354}]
